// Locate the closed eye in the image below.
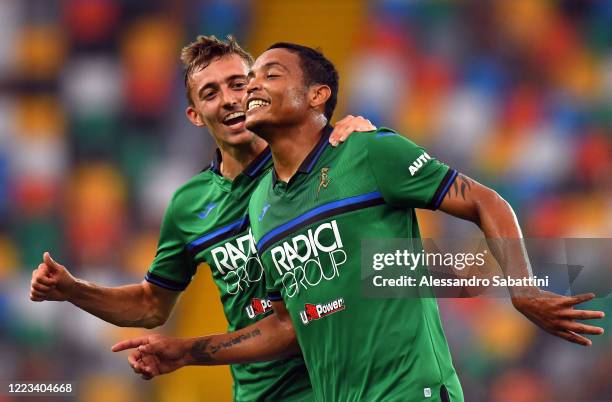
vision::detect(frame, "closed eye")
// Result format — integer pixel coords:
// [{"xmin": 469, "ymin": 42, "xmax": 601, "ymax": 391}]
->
[{"xmin": 203, "ymin": 91, "xmax": 216, "ymax": 100}]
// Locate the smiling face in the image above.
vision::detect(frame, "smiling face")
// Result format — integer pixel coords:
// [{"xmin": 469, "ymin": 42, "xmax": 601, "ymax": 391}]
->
[
  {"xmin": 243, "ymin": 48, "xmax": 313, "ymax": 137},
  {"xmin": 185, "ymin": 54, "xmax": 256, "ymax": 147}
]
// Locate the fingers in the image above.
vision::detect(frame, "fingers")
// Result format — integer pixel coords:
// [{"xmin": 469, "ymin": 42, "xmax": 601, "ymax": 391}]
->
[
  {"xmin": 111, "ymin": 336, "xmax": 149, "ymax": 352},
  {"xmin": 30, "ymin": 266, "xmax": 58, "ymax": 302},
  {"xmin": 43, "ymin": 252, "xmax": 61, "ymax": 273},
  {"xmin": 553, "ymin": 330, "xmax": 592, "ymax": 346},
  {"xmin": 32, "ymin": 264, "xmax": 58, "ymax": 286},
  {"xmin": 328, "ymin": 122, "xmax": 351, "ymax": 146},
  {"xmin": 329, "ymin": 115, "xmax": 376, "ymax": 146},
  {"xmin": 35, "ymin": 274, "xmax": 57, "ymax": 287},
  {"xmin": 128, "ymin": 350, "xmax": 159, "ymax": 380},
  {"xmin": 329, "ymin": 126, "xmax": 353, "ymax": 146},
  {"xmin": 138, "ymin": 343, "xmax": 157, "ymax": 354},
  {"xmin": 549, "ymin": 306, "xmax": 604, "ymax": 346},
  {"xmin": 563, "ymin": 321, "xmax": 605, "ymax": 336},
  {"xmin": 31, "ymin": 282, "xmax": 52, "ymax": 293},
  {"xmin": 30, "ymin": 292, "xmax": 44, "ymax": 302},
  {"xmin": 128, "ymin": 351, "xmax": 152, "ymax": 379},
  {"xmin": 357, "ymin": 117, "xmax": 375, "ymax": 131},
  {"xmin": 140, "ymin": 353, "xmax": 160, "ymax": 377},
  {"xmin": 329, "ymin": 115, "xmax": 354, "ymax": 146},
  {"xmin": 30, "ymin": 289, "xmax": 47, "ymax": 300},
  {"xmin": 559, "ymin": 309, "xmax": 605, "ymax": 320},
  {"xmin": 564, "ymin": 293, "xmax": 596, "ymax": 306},
  {"xmin": 118, "ymin": 337, "xmax": 163, "ymax": 381},
  {"xmin": 128, "ymin": 350, "xmax": 142, "ymax": 369}
]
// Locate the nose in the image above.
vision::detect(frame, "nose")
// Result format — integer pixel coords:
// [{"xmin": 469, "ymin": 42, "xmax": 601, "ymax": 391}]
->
[
  {"xmin": 221, "ymin": 86, "xmax": 240, "ymax": 109},
  {"xmin": 246, "ymin": 75, "xmax": 261, "ymax": 95}
]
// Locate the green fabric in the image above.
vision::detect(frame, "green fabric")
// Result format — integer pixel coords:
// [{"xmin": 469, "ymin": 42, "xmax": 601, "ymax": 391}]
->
[
  {"xmin": 148, "ymin": 149, "xmax": 312, "ymax": 402},
  {"xmin": 249, "ymin": 128, "xmax": 463, "ymax": 402}
]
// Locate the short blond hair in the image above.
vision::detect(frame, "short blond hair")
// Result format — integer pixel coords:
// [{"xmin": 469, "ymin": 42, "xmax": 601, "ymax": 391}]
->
[{"xmin": 181, "ymin": 35, "xmax": 253, "ymax": 105}]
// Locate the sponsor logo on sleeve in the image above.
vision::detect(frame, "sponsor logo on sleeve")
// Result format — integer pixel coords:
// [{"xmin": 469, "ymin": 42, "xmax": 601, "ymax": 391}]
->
[{"xmin": 409, "ymin": 152, "xmax": 431, "ymax": 176}]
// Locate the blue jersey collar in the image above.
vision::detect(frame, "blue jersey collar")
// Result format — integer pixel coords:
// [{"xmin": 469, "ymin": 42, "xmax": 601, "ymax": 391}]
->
[
  {"xmin": 208, "ymin": 146, "xmax": 272, "ymax": 178},
  {"xmin": 271, "ymin": 124, "xmax": 333, "ymax": 186}
]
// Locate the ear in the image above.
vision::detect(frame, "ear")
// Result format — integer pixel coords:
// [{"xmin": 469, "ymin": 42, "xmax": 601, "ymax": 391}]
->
[
  {"xmin": 309, "ymin": 84, "xmax": 331, "ymax": 111},
  {"xmin": 186, "ymin": 105, "xmax": 206, "ymax": 127}
]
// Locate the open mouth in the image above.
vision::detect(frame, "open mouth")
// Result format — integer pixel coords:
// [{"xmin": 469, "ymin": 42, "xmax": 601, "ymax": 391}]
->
[
  {"xmin": 223, "ymin": 111, "xmax": 246, "ymax": 126},
  {"xmin": 247, "ymin": 99, "xmax": 271, "ymax": 113}
]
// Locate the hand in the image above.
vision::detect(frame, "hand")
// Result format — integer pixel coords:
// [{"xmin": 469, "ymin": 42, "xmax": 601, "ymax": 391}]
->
[
  {"xmin": 111, "ymin": 334, "xmax": 190, "ymax": 380},
  {"xmin": 30, "ymin": 252, "xmax": 77, "ymax": 302},
  {"xmin": 512, "ymin": 289, "xmax": 605, "ymax": 346},
  {"xmin": 329, "ymin": 115, "xmax": 376, "ymax": 146}
]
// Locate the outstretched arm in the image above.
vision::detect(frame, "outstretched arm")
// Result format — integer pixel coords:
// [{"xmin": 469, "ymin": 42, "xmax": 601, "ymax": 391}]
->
[
  {"xmin": 438, "ymin": 174, "xmax": 605, "ymax": 346},
  {"xmin": 30, "ymin": 252, "xmax": 179, "ymax": 328},
  {"xmin": 111, "ymin": 299, "xmax": 299, "ymax": 379}
]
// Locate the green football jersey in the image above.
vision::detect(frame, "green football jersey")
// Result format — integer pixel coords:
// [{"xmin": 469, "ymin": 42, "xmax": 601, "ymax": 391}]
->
[
  {"xmin": 147, "ymin": 148, "xmax": 312, "ymax": 402},
  {"xmin": 248, "ymin": 127, "xmax": 463, "ymax": 402}
]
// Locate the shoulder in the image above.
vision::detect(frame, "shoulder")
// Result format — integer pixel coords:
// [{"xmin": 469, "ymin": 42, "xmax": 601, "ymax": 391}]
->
[
  {"xmin": 341, "ymin": 127, "xmax": 404, "ymax": 148},
  {"xmin": 334, "ymin": 127, "xmax": 416, "ymax": 161},
  {"xmin": 351, "ymin": 127, "xmax": 423, "ymax": 153},
  {"xmin": 166, "ymin": 169, "xmax": 216, "ymax": 212}
]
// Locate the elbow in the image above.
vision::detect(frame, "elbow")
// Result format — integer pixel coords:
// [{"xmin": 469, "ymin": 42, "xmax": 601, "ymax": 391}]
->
[
  {"xmin": 142, "ymin": 320, "xmax": 162, "ymax": 330},
  {"xmin": 489, "ymin": 189, "xmax": 512, "ymax": 213},
  {"xmin": 473, "ymin": 187, "xmax": 510, "ymax": 226},
  {"xmin": 139, "ymin": 296, "xmax": 170, "ymax": 329},
  {"xmin": 114, "ymin": 313, "xmax": 166, "ymax": 329},
  {"xmin": 138, "ymin": 316, "xmax": 166, "ymax": 329},
  {"xmin": 139, "ymin": 282, "xmax": 173, "ymax": 329},
  {"xmin": 142, "ymin": 309, "xmax": 169, "ymax": 329},
  {"xmin": 481, "ymin": 187, "xmax": 508, "ymax": 208}
]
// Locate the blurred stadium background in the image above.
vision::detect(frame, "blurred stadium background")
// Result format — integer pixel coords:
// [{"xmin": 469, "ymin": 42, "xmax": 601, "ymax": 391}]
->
[{"xmin": 0, "ymin": 0, "xmax": 611, "ymax": 401}]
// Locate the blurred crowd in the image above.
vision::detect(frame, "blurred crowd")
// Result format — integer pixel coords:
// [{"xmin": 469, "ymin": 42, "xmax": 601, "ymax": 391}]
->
[{"xmin": 0, "ymin": 1, "xmax": 610, "ymax": 401}]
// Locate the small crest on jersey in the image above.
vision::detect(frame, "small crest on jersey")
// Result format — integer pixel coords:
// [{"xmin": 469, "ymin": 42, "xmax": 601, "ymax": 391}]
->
[
  {"xmin": 198, "ymin": 203, "xmax": 217, "ymax": 219},
  {"xmin": 245, "ymin": 298, "xmax": 272, "ymax": 319},
  {"xmin": 299, "ymin": 297, "xmax": 345, "ymax": 325},
  {"xmin": 316, "ymin": 167, "xmax": 331, "ymax": 199}
]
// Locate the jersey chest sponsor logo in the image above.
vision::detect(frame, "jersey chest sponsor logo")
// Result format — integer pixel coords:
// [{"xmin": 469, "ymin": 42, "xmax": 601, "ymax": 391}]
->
[
  {"xmin": 269, "ymin": 220, "xmax": 347, "ymax": 298},
  {"xmin": 299, "ymin": 297, "xmax": 345, "ymax": 325},
  {"xmin": 245, "ymin": 297, "xmax": 272, "ymax": 319},
  {"xmin": 210, "ymin": 230, "xmax": 265, "ymax": 295},
  {"xmin": 409, "ymin": 152, "xmax": 431, "ymax": 176}
]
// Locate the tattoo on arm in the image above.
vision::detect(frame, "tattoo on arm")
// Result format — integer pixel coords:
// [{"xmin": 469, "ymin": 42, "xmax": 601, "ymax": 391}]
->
[
  {"xmin": 191, "ymin": 338, "xmax": 213, "ymax": 363},
  {"xmin": 446, "ymin": 174, "xmax": 474, "ymax": 201},
  {"xmin": 190, "ymin": 329, "xmax": 262, "ymax": 364}
]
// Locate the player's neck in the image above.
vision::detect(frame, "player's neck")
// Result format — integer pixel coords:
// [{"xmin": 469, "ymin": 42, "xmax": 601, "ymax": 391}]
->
[
  {"xmin": 268, "ymin": 118, "xmax": 327, "ymax": 183},
  {"xmin": 217, "ymin": 136, "xmax": 268, "ymax": 181}
]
